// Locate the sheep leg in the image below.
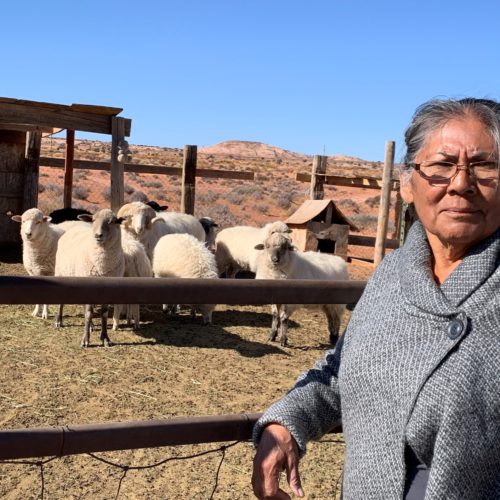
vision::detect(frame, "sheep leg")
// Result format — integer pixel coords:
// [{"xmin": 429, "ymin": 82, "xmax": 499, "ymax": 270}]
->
[
  {"xmin": 131, "ymin": 304, "xmax": 141, "ymax": 331},
  {"xmin": 81, "ymin": 304, "xmax": 93, "ymax": 347},
  {"xmin": 279, "ymin": 307, "xmax": 290, "ymax": 347},
  {"xmin": 55, "ymin": 304, "xmax": 64, "ymax": 328},
  {"xmin": 112, "ymin": 304, "xmax": 123, "ymax": 331},
  {"xmin": 198, "ymin": 305, "xmax": 214, "ymax": 325},
  {"xmin": 41, "ymin": 304, "xmax": 49, "ymax": 320},
  {"xmin": 324, "ymin": 306, "xmax": 341, "ymax": 345},
  {"xmin": 100, "ymin": 305, "xmax": 113, "ymax": 347},
  {"xmin": 269, "ymin": 304, "xmax": 281, "ymax": 342},
  {"xmin": 32, "ymin": 304, "xmax": 41, "ymax": 317}
]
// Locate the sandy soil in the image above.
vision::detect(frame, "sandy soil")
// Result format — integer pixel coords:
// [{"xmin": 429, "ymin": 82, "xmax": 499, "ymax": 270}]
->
[{"xmin": 0, "ymin": 260, "xmax": 371, "ymax": 499}]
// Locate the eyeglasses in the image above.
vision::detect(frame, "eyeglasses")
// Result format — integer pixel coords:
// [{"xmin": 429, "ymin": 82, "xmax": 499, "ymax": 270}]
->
[{"xmin": 410, "ymin": 160, "xmax": 499, "ymax": 183}]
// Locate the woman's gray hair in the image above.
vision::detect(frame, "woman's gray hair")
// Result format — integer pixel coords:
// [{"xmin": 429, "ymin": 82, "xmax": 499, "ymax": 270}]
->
[{"xmin": 400, "ymin": 97, "xmax": 500, "ymax": 184}]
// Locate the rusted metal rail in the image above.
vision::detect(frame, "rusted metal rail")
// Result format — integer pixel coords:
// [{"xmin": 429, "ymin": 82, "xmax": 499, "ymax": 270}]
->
[
  {"xmin": 0, "ymin": 276, "xmax": 366, "ymax": 305},
  {"xmin": 0, "ymin": 413, "xmax": 342, "ymax": 460}
]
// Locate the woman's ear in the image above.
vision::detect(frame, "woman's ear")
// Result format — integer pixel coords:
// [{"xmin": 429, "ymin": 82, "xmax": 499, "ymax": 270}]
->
[{"xmin": 399, "ymin": 172, "xmax": 414, "ymax": 204}]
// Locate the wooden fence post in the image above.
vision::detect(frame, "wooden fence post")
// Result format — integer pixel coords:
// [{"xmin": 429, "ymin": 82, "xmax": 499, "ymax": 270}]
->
[
  {"xmin": 310, "ymin": 155, "xmax": 327, "ymax": 200},
  {"xmin": 373, "ymin": 141, "xmax": 395, "ymax": 267},
  {"xmin": 110, "ymin": 117, "xmax": 126, "ymax": 213},
  {"xmin": 181, "ymin": 145, "xmax": 197, "ymax": 214},
  {"xmin": 63, "ymin": 129, "xmax": 75, "ymax": 208},
  {"xmin": 23, "ymin": 130, "xmax": 42, "ymax": 212}
]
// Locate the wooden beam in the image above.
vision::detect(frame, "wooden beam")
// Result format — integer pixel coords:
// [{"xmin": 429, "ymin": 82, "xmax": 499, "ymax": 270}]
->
[
  {"xmin": 23, "ymin": 130, "xmax": 42, "ymax": 211},
  {"xmin": 63, "ymin": 129, "xmax": 75, "ymax": 208},
  {"xmin": 348, "ymin": 234, "xmax": 399, "ymax": 249},
  {"xmin": 374, "ymin": 141, "xmax": 395, "ymax": 267},
  {"xmin": 39, "ymin": 156, "xmax": 255, "ymax": 180},
  {"xmin": 310, "ymin": 155, "xmax": 327, "ymax": 200},
  {"xmin": 0, "ymin": 101, "xmax": 131, "ymax": 135},
  {"xmin": 181, "ymin": 145, "xmax": 197, "ymax": 215},
  {"xmin": 110, "ymin": 117, "xmax": 126, "ymax": 212},
  {"xmin": 297, "ymin": 172, "xmax": 399, "ymax": 190}
]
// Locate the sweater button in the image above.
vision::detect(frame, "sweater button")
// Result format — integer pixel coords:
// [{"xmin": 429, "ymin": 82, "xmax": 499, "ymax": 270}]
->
[{"xmin": 447, "ymin": 319, "xmax": 464, "ymax": 339}]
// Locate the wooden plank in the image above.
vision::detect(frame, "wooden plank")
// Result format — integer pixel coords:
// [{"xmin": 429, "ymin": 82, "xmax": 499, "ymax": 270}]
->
[
  {"xmin": 348, "ymin": 234, "xmax": 399, "ymax": 249},
  {"xmin": 23, "ymin": 130, "xmax": 41, "ymax": 211},
  {"xmin": 0, "ymin": 101, "xmax": 131, "ymax": 136},
  {"xmin": 110, "ymin": 117, "xmax": 126, "ymax": 212},
  {"xmin": 181, "ymin": 145, "xmax": 197, "ymax": 215},
  {"xmin": 297, "ymin": 172, "xmax": 399, "ymax": 190},
  {"xmin": 63, "ymin": 129, "xmax": 75, "ymax": 208},
  {"xmin": 374, "ymin": 141, "xmax": 395, "ymax": 267},
  {"xmin": 38, "ymin": 156, "xmax": 255, "ymax": 180},
  {"xmin": 310, "ymin": 155, "xmax": 327, "ymax": 200}
]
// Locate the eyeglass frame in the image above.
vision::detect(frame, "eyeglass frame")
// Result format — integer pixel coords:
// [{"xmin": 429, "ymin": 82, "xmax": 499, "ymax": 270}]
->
[{"xmin": 407, "ymin": 159, "xmax": 499, "ymax": 185}]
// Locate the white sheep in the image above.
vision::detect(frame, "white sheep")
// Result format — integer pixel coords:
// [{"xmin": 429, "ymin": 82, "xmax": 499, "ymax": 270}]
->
[
  {"xmin": 254, "ymin": 231, "xmax": 349, "ymax": 347},
  {"xmin": 117, "ymin": 202, "xmax": 205, "ymax": 260},
  {"xmin": 54, "ymin": 209, "xmax": 125, "ymax": 347},
  {"xmin": 214, "ymin": 221, "xmax": 291, "ymax": 278},
  {"xmin": 11, "ymin": 208, "xmax": 69, "ymax": 319},
  {"xmin": 112, "ymin": 232, "xmax": 153, "ymax": 331},
  {"xmin": 152, "ymin": 233, "xmax": 219, "ymax": 324}
]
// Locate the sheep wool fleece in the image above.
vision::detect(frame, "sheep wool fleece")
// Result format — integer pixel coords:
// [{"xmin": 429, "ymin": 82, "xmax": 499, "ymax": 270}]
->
[{"xmin": 253, "ymin": 221, "xmax": 500, "ymax": 499}]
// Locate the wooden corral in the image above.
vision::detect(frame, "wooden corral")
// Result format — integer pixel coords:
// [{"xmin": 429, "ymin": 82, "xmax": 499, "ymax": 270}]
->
[
  {"xmin": 285, "ymin": 199, "xmax": 357, "ymax": 260},
  {"xmin": 0, "ymin": 97, "xmax": 131, "ymax": 248}
]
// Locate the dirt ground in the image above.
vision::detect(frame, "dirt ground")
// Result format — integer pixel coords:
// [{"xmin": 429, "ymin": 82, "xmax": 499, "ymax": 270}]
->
[{"xmin": 0, "ymin": 260, "xmax": 372, "ymax": 499}]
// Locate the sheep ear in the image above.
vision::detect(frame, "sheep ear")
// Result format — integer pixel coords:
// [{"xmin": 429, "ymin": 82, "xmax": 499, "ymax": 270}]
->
[
  {"xmin": 11, "ymin": 215, "xmax": 22, "ymax": 223},
  {"xmin": 115, "ymin": 217, "xmax": 125, "ymax": 225},
  {"xmin": 159, "ymin": 205, "xmax": 168, "ymax": 211},
  {"xmin": 151, "ymin": 216, "xmax": 164, "ymax": 226},
  {"xmin": 212, "ymin": 222, "xmax": 219, "ymax": 227},
  {"xmin": 254, "ymin": 243, "xmax": 265, "ymax": 250},
  {"xmin": 43, "ymin": 216, "xmax": 52, "ymax": 223},
  {"xmin": 78, "ymin": 214, "xmax": 93, "ymax": 223}
]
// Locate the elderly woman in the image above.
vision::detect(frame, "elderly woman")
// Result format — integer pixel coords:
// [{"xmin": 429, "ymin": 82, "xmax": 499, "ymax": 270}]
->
[{"xmin": 251, "ymin": 98, "xmax": 500, "ymax": 500}]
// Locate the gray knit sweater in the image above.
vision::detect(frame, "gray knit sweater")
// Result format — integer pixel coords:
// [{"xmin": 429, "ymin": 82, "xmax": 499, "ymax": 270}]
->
[{"xmin": 253, "ymin": 221, "xmax": 500, "ymax": 499}]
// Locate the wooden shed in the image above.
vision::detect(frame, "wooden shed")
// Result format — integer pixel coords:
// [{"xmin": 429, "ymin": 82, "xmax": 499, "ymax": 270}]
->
[
  {"xmin": 0, "ymin": 97, "xmax": 131, "ymax": 252},
  {"xmin": 284, "ymin": 199, "xmax": 357, "ymax": 260}
]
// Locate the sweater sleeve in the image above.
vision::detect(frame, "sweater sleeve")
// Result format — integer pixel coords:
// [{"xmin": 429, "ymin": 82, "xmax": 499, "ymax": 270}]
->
[{"xmin": 252, "ymin": 335, "xmax": 344, "ymax": 457}]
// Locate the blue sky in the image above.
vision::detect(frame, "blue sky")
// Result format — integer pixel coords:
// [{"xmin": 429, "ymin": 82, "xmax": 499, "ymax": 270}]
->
[{"xmin": 2, "ymin": 1, "xmax": 500, "ymax": 161}]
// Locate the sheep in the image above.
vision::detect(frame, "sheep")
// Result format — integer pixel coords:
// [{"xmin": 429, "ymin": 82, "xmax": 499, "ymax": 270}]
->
[
  {"xmin": 199, "ymin": 217, "xmax": 218, "ymax": 250},
  {"xmin": 117, "ymin": 202, "xmax": 206, "ymax": 260},
  {"xmin": 54, "ymin": 209, "xmax": 125, "ymax": 347},
  {"xmin": 152, "ymin": 233, "xmax": 219, "ymax": 324},
  {"xmin": 254, "ymin": 231, "xmax": 349, "ymax": 347},
  {"xmin": 214, "ymin": 221, "xmax": 291, "ymax": 278},
  {"xmin": 48, "ymin": 207, "xmax": 92, "ymax": 224},
  {"xmin": 11, "ymin": 208, "xmax": 68, "ymax": 319},
  {"xmin": 145, "ymin": 200, "xmax": 168, "ymax": 212},
  {"xmin": 112, "ymin": 232, "xmax": 153, "ymax": 331}
]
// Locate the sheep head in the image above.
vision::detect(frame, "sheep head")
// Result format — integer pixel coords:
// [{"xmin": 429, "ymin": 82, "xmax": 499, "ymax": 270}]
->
[{"xmin": 11, "ymin": 208, "xmax": 51, "ymax": 241}]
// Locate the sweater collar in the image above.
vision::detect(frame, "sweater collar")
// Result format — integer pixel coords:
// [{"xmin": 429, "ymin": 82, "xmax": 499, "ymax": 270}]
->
[{"xmin": 398, "ymin": 221, "xmax": 500, "ymax": 316}]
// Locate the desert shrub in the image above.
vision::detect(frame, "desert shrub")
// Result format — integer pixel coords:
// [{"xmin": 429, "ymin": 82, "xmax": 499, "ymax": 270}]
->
[
  {"xmin": 365, "ymin": 195, "xmax": 381, "ymax": 208},
  {"xmin": 40, "ymin": 172, "xmax": 49, "ymax": 178},
  {"xmin": 102, "ymin": 187, "xmax": 111, "ymax": 202},
  {"xmin": 128, "ymin": 190, "xmax": 148, "ymax": 203},
  {"xmin": 150, "ymin": 189, "xmax": 168, "ymax": 202},
  {"xmin": 73, "ymin": 185, "xmax": 90, "ymax": 200},
  {"xmin": 141, "ymin": 180, "xmax": 163, "ymax": 189},
  {"xmin": 226, "ymin": 191, "xmax": 244, "ymax": 205},
  {"xmin": 338, "ymin": 198, "xmax": 360, "ymax": 213},
  {"xmin": 127, "ymin": 172, "xmax": 138, "ymax": 181},
  {"xmin": 197, "ymin": 192, "xmax": 219, "ymax": 204},
  {"xmin": 350, "ymin": 213, "xmax": 378, "ymax": 230},
  {"xmin": 209, "ymin": 204, "xmax": 238, "ymax": 228},
  {"xmin": 124, "ymin": 183, "xmax": 135, "ymax": 195},
  {"xmin": 45, "ymin": 183, "xmax": 63, "ymax": 196},
  {"xmin": 256, "ymin": 204, "xmax": 269, "ymax": 214},
  {"xmin": 38, "ymin": 184, "xmax": 46, "ymax": 193},
  {"xmin": 276, "ymin": 192, "xmax": 294, "ymax": 210}
]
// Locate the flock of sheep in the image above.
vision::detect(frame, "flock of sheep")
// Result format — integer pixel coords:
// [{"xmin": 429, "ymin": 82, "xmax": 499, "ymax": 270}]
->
[{"xmin": 11, "ymin": 201, "xmax": 349, "ymax": 348}]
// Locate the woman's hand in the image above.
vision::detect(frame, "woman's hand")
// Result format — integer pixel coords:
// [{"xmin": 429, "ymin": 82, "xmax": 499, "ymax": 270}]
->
[{"xmin": 252, "ymin": 423, "xmax": 305, "ymax": 499}]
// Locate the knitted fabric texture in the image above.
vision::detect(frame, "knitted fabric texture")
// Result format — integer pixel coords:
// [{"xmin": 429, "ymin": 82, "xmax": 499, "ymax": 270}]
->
[{"xmin": 253, "ymin": 221, "xmax": 500, "ymax": 500}]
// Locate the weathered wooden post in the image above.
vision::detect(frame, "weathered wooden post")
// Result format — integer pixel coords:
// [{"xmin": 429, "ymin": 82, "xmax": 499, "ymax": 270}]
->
[
  {"xmin": 373, "ymin": 140, "xmax": 395, "ymax": 267},
  {"xmin": 110, "ymin": 117, "xmax": 126, "ymax": 213},
  {"xmin": 181, "ymin": 145, "xmax": 197, "ymax": 215},
  {"xmin": 24, "ymin": 130, "xmax": 42, "ymax": 212},
  {"xmin": 310, "ymin": 155, "xmax": 327, "ymax": 200},
  {"xmin": 63, "ymin": 129, "xmax": 75, "ymax": 208}
]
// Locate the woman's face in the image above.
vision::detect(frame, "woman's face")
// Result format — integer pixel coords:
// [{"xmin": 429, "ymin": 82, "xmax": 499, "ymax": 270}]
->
[{"xmin": 401, "ymin": 115, "xmax": 500, "ymax": 250}]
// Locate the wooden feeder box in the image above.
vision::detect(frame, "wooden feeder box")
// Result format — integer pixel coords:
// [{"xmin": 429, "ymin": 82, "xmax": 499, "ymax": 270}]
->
[{"xmin": 284, "ymin": 199, "xmax": 357, "ymax": 260}]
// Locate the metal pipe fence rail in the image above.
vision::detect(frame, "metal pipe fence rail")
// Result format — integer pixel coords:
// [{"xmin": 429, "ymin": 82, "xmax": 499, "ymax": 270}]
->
[{"xmin": 0, "ymin": 276, "xmax": 366, "ymax": 305}]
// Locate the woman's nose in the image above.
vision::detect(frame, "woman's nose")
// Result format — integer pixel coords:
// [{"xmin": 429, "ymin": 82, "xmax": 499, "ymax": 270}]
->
[{"xmin": 447, "ymin": 167, "xmax": 477, "ymax": 195}]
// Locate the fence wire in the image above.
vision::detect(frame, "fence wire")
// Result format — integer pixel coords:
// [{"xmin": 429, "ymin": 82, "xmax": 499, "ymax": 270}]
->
[{"xmin": 1, "ymin": 439, "xmax": 345, "ymax": 499}]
